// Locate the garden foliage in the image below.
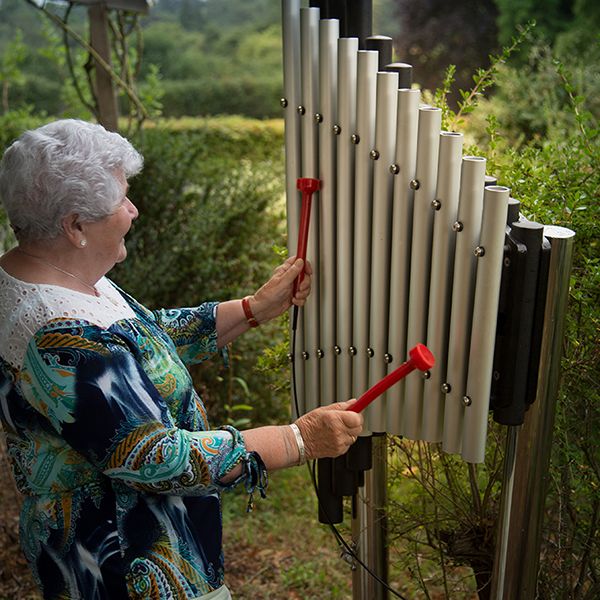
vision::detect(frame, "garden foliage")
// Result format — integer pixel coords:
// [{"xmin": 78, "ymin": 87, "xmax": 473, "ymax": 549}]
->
[{"xmin": 383, "ymin": 36, "xmax": 599, "ymax": 598}]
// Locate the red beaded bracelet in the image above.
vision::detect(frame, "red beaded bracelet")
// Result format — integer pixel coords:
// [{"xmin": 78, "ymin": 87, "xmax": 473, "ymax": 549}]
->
[{"xmin": 242, "ymin": 296, "xmax": 259, "ymax": 328}]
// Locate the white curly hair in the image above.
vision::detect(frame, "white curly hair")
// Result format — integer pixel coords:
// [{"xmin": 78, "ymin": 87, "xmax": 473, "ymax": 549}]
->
[{"xmin": 0, "ymin": 119, "xmax": 143, "ymax": 242}]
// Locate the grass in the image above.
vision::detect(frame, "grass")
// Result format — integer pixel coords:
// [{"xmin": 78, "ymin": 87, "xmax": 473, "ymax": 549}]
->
[{"xmin": 221, "ymin": 465, "xmax": 353, "ymax": 599}]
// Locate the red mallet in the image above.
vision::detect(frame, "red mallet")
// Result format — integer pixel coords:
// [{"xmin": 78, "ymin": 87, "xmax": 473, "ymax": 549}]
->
[
  {"xmin": 293, "ymin": 177, "xmax": 321, "ymax": 296},
  {"xmin": 348, "ymin": 344, "xmax": 435, "ymax": 413}
]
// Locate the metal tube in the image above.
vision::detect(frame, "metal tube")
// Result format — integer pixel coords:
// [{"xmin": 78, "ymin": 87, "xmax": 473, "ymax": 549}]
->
[
  {"xmin": 491, "ymin": 425, "xmax": 519, "ymax": 600},
  {"xmin": 358, "ymin": 433, "xmax": 388, "ymax": 599},
  {"xmin": 498, "ymin": 226, "xmax": 575, "ymax": 599},
  {"xmin": 442, "ymin": 156, "xmax": 486, "ymax": 454},
  {"xmin": 422, "ymin": 131, "xmax": 463, "ymax": 442},
  {"xmin": 282, "ymin": 0, "xmax": 304, "ymax": 416},
  {"xmin": 335, "ymin": 37, "xmax": 359, "ymax": 404},
  {"xmin": 367, "ymin": 71, "xmax": 398, "ymax": 432},
  {"xmin": 300, "ymin": 6, "xmax": 321, "ymax": 412},
  {"xmin": 365, "ymin": 35, "xmax": 393, "ymax": 70},
  {"xmin": 351, "ymin": 49, "xmax": 378, "ymax": 425},
  {"xmin": 462, "ymin": 185, "xmax": 509, "ymax": 463},
  {"xmin": 346, "ymin": 0, "xmax": 373, "ymax": 48},
  {"xmin": 402, "ymin": 106, "xmax": 442, "ymax": 440},
  {"xmin": 386, "ymin": 88, "xmax": 420, "ymax": 435},
  {"xmin": 318, "ymin": 18, "xmax": 339, "ymax": 406}
]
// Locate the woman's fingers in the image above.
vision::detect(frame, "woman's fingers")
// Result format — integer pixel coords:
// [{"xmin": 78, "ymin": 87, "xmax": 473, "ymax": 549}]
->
[{"xmin": 295, "ymin": 400, "xmax": 364, "ymax": 460}]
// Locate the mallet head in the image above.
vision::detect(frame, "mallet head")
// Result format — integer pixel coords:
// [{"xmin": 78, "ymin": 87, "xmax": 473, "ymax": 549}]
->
[
  {"xmin": 297, "ymin": 177, "xmax": 321, "ymax": 193},
  {"xmin": 409, "ymin": 343, "xmax": 435, "ymax": 371}
]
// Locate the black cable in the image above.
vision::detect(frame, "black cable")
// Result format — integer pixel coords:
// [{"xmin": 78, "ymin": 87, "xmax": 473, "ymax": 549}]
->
[{"xmin": 291, "ymin": 307, "xmax": 409, "ymax": 600}]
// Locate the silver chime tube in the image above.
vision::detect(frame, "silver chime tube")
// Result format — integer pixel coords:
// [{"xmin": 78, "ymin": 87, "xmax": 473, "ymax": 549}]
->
[
  {"xmin": 366, "ymin": 71, "xmax": 399, "ymax": 432},
  {"xmin": 401, "ymin": 106, "xmax": 442, "ymax": 440},
  {"xmin": 386, "ymin": 88, "xmax": 420, "ymax": 435},
  {"xmin": 462, "ymin": 185, "xmax": 510, "ymax": 463},
  {"xmin": 335, "ymin": 36, "xmax": 359, "ymax": 404},
  {"xmin": 282, "ymin": 0, "xmax": 301, "ymax": 253},
  {"xmin": 318, "ymin": 18, "xmax": 339, "ymax": 406},
  {"xmin": 442, "ymin": 156, "xmax": 487, "ymax": 454},
  {"xmin": 300, "ymin": 6, "xmax": 320, "ymax": 412},
  {"xmin": 281, "ymin": 0, "xmax": 303, "ymax": 417},
  {"xmin": 351, "ymin": 49, "xmax": 379, "ymax": 425},
  {"xmin": 422, "ymin": 131, "xmax": 464, "ymax": 441}
]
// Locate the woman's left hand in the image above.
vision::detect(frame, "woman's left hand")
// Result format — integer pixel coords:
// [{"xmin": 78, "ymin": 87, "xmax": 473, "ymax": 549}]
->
[{"xmin": 249, "ymin": 256, "xmax": 312, "ymax": 324}]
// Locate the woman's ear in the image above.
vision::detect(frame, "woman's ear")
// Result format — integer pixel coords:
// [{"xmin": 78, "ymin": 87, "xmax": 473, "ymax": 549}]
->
[{"xmin": 61, "ymin": 214, "xmax": 86, "ymax": 249}]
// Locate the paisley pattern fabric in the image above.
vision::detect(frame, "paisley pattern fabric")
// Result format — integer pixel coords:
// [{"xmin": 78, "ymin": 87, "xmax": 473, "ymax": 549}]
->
[{"xmin": 0, "ymin": 276, "xmax": 265, "ymax": 599}]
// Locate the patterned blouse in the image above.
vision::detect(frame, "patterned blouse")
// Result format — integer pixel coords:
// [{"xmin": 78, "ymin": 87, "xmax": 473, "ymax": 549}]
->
[{"xmin": 0, "ymin": 267, "xmax": 266, "ymax": 599}]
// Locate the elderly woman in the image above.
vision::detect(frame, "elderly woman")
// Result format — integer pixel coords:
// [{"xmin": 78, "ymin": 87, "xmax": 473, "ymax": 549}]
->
[{"xmin": 0, "ymin": 120, "xmax": 363, "ymax": 600}]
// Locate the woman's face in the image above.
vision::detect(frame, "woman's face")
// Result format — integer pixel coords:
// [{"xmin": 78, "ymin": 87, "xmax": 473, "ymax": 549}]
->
[{"xmin": 84, "ymin": 171, "xmax": 138, "ymax": 267}]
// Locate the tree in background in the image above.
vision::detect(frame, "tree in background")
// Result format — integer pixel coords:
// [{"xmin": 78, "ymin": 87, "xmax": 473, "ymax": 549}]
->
[
  {"xmin": 0, "ymin": 29, "xmax": 27, "ymax": 114},
  {"xmin": 391, "ymin": 0, "xmax": 500, "ymax": 105}
]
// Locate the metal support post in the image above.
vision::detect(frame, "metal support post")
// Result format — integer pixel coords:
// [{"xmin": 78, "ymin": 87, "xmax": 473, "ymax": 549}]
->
[
  {"xmin": 491, "ymin": 226, "xmax": 575, "ymax": 599},
  {"xmin": 352, "ymin": 432, "xmax": 388, "ymax": 600}
]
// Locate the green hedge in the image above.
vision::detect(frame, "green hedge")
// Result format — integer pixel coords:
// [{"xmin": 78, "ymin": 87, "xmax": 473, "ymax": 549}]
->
[{"xmin": 112, "ymin": 118, "xmax": 290, "ymax": 426}]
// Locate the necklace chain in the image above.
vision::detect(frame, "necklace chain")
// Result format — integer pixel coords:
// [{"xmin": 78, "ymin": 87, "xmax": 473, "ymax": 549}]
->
[{"xmin": 15, "ymin": 248, "xmax": 100, "ymax": 297}]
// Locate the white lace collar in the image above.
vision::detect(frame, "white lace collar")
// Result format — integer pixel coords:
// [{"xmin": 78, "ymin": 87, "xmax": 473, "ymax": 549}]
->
[{"xmin": 0, "ymin": 266, "xmax": 136, "ymax": 370}]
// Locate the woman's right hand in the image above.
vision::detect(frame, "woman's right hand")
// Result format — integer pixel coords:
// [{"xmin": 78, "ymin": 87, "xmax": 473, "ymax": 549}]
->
[{"xmin": 294, "ymin": 399, "xmax": 364, "ymax": 460}]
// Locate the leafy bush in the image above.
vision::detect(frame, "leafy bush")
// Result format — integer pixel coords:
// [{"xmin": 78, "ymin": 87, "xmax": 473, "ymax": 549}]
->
[
  {"xmin": 384, "ymin": 40, "xmax": 599, "ymax": 598},
  {"xmin": 111, "ymin": 118, "xmax": 291, "ymax": 426},
  {"xmin": 473, "ymin": 53, "xmax": 600, "ymax": 597}
]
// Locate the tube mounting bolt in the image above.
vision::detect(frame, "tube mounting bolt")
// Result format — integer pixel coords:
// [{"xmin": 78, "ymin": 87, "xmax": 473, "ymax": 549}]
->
[
  {"xmin": 280, "ymin": 98, "xmax": 288, "ymax": 108},
  {"xmin": 410, "ymin": 179, "xmax": 420, "ymax": 190}
]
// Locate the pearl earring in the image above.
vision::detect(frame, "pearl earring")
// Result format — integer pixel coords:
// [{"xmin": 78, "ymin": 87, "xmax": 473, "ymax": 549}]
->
[{"xmin": 80, "ymin": 239, "xmax": 87, "ymax": 247}]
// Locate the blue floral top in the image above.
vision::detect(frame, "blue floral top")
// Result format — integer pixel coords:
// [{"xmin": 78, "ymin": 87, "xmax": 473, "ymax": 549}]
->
[{"xmin": 0, "ymin": 268, "xmax": 265, "ymax": 599}]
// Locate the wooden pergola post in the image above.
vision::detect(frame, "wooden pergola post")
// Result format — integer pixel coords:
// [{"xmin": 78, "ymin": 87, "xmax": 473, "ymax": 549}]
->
[{"xmin": 88, "ymin": 2, "xmax": 119, "ymax": 131}]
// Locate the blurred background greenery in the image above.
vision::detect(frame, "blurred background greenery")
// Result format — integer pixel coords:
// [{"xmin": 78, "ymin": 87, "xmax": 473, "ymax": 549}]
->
[{"xmin": 0, "ymin": 0, "xmax": 598, "ymax": 598}]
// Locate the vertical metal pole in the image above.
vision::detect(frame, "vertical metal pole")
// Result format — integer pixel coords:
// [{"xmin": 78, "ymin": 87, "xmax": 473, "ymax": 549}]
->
[
  {"xmin": 402, "ymin": 106, "xmax": 442, "ymax": 440},
  {"xmin": 300, "ymin": 6, "xmax": 321, "ymax": 412},
  {"xmin": 353, "ymin": 432, "xmax": 388, "ymax": 600},
  {"xmin": 386, "ymin": 87, "xmax": 420, "ymax": 435},
  {"xmin": 335, "ymin": 37, "xmax": 358, "ymax": 404},
  {"xmin": 442, "ymin": 156, "xmax": 487, "ymax": 454},
  {"xmin": 492, "ymin": 226, "xmax": 575, "ymax": 599},
  {"xmin": 422, "ymin": 131, "xmax": 463, "ymax": 442},
  {"xmin": 351, "ymin": 49, "xmax": 378, "ymax": 424},
  {"xmin": 368, "ymin": 70, "xmax": 398, "ymax": 432},
  {"xmin": 318, "ymin": 18, "xmax": 339, "ymax": 406},
  {"xmin": 281, "ymin": 0, "xmax": 304, "ymax": 418},
  {"xmin": 462, "ymin": 185, "xmax": 510, "ymax": 463},
  {"xmin": 491, "ymin": 425, "xmax": 519, "ymax": 600}
]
